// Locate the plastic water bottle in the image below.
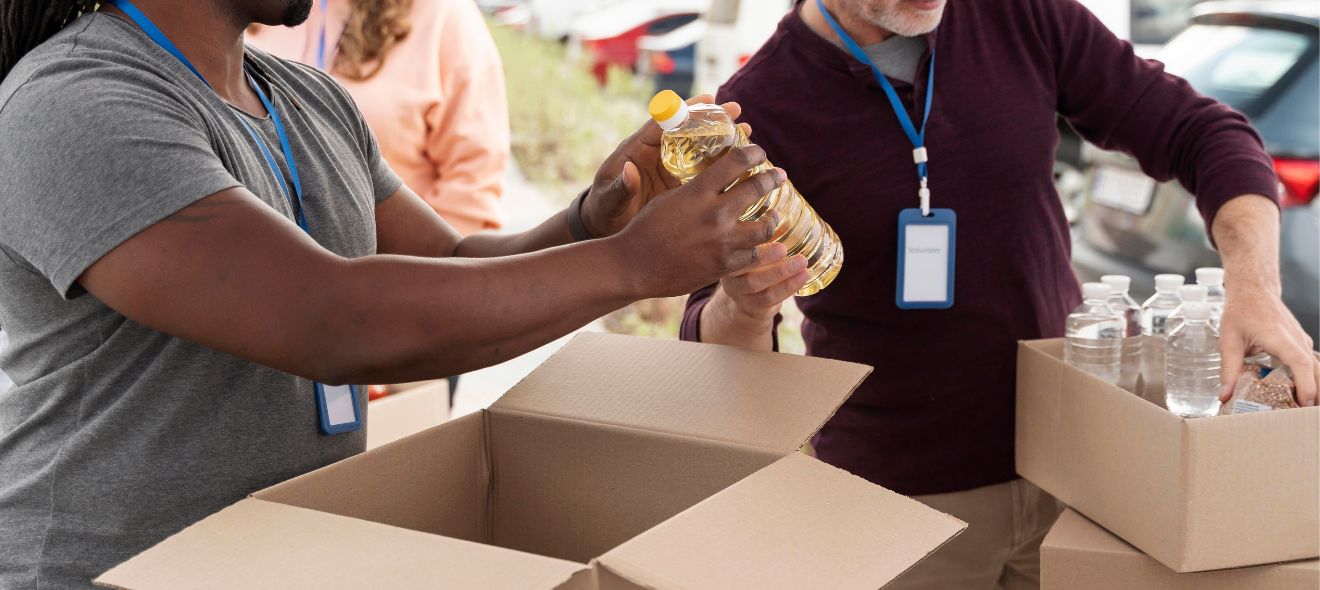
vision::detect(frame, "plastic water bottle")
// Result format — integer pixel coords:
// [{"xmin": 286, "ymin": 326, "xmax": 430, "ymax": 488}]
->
[
  {"xmin": 1165, "ymin": 302, "xmax": 1221, "ymax": 417},
  {"xmin": 649, "ymin": 90, "xmax": 843, "ymax": 296},
  {"xmin": 1065, "ymin": 282, "xmax": 1126, "ymax": 384},
  {"xmin": 1166, "ymin": 284, "xmax": 1208, "ymax": 336},
  {"xmin": 1100, "ymin": 275, "xmax": 1142, "ymax": 391},
  {"xmin": 1196, "ymin": 267, "xmax": 1226, "ymax": 322},
  {"xmin": 1140, "ymin": 274, "xmax": 1185, "ymax": 397}
]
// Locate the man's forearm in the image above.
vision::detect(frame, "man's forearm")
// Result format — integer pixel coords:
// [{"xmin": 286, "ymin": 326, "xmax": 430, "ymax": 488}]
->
[
  {"xmin": 454, "ymin": 209, "xmax": 577, "ymax": 258},
  {"xmin": 321, "ymin": 237, "xmax": 640, "ymax": 383},
  {"xmin": 1210, "ymin": 194, "xmax": 1282, "ymax": 296},
  {"xmin": 697, "ymin": 288, "xmax": 776, "ymax": 351}
]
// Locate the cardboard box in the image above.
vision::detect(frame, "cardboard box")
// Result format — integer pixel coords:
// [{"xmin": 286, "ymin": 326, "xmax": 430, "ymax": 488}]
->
[
  {"xmin": 366, "ymin": 379, "xmax": 450, "ymax": 450},
  {"xmin": 1042, "ymin": 509, "xmax": 1320, "ymax": 589},
  {"xmin": 97, "ymin": 334, "xmax": 967, "ymax": 589},
  {"xmin": 1017, "ymin": 339, "xmax": 1320, "ymax": 573}
]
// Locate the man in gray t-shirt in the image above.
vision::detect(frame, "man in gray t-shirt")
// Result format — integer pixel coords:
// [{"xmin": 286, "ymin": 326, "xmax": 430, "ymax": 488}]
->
[{"xmin": 0, "ymin": 1, "xmax": 787, "ymax": 587}]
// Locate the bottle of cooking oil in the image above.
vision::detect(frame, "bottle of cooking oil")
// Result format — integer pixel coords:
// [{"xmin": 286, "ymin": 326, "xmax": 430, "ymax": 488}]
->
[{"xmin": 648, "ymin": 90, "xmax": 843, "ymax": 296}]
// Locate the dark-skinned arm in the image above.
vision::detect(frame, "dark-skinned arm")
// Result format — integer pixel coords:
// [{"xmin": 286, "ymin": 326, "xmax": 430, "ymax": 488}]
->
[
  {"xmin": 79, "ymin": 146, "xmax": 785, "ymax": 385},
  {"xmin": 375, "ymin": 96, "xmax": 746, "ymax": 260}
]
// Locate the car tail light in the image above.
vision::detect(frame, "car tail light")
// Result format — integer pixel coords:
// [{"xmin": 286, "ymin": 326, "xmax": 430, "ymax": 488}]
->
[
  {"xmin": 1274, "ymin": 157, "xmax": 1320, "ymax": 208},
  {"xmin": 651, "ymin": 51, "xmax": 676, "ymax": 74},
  {"xmin": 737, "ymin": 53, "xmax": 752, "ymax": 68}
]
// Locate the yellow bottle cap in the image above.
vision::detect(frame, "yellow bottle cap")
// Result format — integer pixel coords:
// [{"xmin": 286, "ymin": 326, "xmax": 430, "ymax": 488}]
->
[{"xmin": 649, "ymin": 90, "xmax": 684, "ymax": 123}]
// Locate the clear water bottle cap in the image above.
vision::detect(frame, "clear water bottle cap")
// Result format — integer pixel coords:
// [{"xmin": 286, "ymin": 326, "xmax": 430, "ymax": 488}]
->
[
  {"xmin": 1181, "ymin": 301, "xmax": 1212, "ymax": 320},
  {"xmin": 1100, "ymin": 275, "xmax": 1130, "ymax": 294},
  {"xmin": 1196, "ymin": 267, "xmax": 1224, "ymax": 287},
  {"xmin": 1082, "ymin": 282, "xmax": 1112, "ymax": 301},
  {"xmin": 1177, "ymin": 284, "xmax": 1208, "ymax": 302},
  {"xmin": 1154, "ymin": 274, "xmax": 1185, "ymax": 292}
]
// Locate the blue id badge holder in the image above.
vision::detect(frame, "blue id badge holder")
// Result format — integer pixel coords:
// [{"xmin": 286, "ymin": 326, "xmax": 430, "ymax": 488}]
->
[
  {"xmin": 896, "ymin": 207, "xmax": 956, "ymax": 309},
  {"xmin": 315, "ymin": 383, "xmax": 362, "ymax": 435}
]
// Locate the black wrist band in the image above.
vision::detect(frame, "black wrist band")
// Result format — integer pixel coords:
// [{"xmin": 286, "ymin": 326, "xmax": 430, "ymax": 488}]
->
[{"xmin": 568, "ymin": 187, "xmax": 595, "ymax": 241}]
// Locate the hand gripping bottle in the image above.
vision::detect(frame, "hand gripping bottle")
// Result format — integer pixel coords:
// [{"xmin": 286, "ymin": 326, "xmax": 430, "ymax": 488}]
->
[{"xmin": 649, "ymin": 90, "xmax": 843, "ymax": 296}]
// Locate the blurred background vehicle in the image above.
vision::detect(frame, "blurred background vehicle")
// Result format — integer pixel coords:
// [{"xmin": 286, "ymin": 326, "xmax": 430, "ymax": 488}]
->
[
  {"xmin": 1071, "ymin": 0, "xmax": 1319, "ymax": 341},
  {"xmin": 525, "ymin": 0, "xmax": 611, "ymax": 43},
  {"xmin": 570, "ymin": 1, "xmax": 702, "ymax": 85},
  {"xmin": 693, "ymin": 0, "xmax": 793, "ymax": 96},
  {"xmin": 637, "ymin": 19, "xmax": 706, "ymax": 96},
  {"xmin": 1055, "ymin": 0, "xmax": 1189, "ymax": 222}
]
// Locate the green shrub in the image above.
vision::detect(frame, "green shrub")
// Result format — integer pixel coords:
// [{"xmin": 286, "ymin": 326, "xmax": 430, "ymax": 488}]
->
[{"xmin": 491, "ymin": 23, "xmax": 650, "ymax": 202}]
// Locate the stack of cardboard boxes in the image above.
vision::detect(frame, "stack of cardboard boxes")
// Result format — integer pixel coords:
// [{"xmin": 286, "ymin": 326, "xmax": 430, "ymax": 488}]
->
[{"xmin": 1016, "ymin": 339, "xmax": 1320, "ymax": 588}]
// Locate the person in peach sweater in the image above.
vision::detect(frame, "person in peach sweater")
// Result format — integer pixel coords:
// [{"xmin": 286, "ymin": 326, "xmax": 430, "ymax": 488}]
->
[{"xmin": 249, "ymin": 0, "xmax": 508, "ymax": 235}]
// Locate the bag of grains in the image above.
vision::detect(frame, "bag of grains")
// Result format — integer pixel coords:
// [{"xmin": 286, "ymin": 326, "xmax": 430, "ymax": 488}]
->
[{"xmin": 1219, "ymin": 362, "xmax": 1300, "ymax": 415}]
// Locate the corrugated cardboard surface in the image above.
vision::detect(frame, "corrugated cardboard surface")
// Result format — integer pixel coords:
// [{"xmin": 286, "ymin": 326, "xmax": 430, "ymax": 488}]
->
[
  {"xmin": 256, "ymin": 411, "xmax": 488, "ymax": 543},
  {"xmin": 366, "ymin": 379, "xmax": 450, "ymax": 450},
  {"xmin": 493, "ymin": 333, "xmax": 871, "ymax": 453},
  {"xmin": 95, "ymin": 499, "xmax": 585, "ymax": 590},
  {"xmin": 596, "ymin": 452, "xmax": 967, "ymax": 590},
  {"xmin": 1183, "ymin": 408, "xmax": 1320, "ymax": 570},
  {"xmin": 99, "ymin": 334, "xmax": 970, "ymax": 590},
  {"xmin": 1016, "ymin": 339, "xmax": 1320, "ymax": 572},
  {"xmin": 1042, "ymin": 509, "xmax": 1319, "ymax": 589},
  {"xmin": 489, "ymin": 409, "xmax": 783, "ymax": 563}
]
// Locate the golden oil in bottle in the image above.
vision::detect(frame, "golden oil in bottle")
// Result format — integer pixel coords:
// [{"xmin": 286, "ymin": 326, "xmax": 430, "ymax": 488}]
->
[{"xmin": 650, "ymin": 90, "xmax": 843, "ymax": 296}]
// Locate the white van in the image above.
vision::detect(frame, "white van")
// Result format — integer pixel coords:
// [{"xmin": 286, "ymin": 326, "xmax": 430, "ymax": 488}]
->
[{"xmin": 693, "ymin": 0, "xmax": 793, "ymax": 96}]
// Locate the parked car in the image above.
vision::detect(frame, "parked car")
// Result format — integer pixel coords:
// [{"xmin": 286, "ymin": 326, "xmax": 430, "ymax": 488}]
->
[
  {"xmin": 1071, "ymin": 1, "xmax": 1320, "ymax": 341},
  {"xmin": 694, "ymin": 0, "xmax": 793, "ymax": 96},
  {"xmin": 637, "ymin": 19, "xmax": 706, "ymax": 97},
  {"xmin": 572, "ymin": 4, "xmax": 701, "ymax": 86}
]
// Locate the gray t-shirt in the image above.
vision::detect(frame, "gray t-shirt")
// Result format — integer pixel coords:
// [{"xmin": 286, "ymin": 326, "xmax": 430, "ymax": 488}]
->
[
  {"xmin": 0, "ymin": 13, "xmax": 402, "ymax": 589},
  {"xmin": 863, "ymin": 34, "xmax": 928, "ymax": 84}
]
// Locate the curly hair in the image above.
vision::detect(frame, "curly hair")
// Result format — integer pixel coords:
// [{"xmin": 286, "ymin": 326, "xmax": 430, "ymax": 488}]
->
[
  {"xmin": 333, "ymin": 0, "xmax": 413, "ymax": 81},
  {"xmin": 0, "ymin": 0, "xmax": 98, "ymax": 80}
]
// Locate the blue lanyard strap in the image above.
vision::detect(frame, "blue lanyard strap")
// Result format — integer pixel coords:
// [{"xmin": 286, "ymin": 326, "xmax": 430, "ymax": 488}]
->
[
  {"xmin": 106, "ymin": 0, "xmax": 310, "ymax": 232},
  {"xmin": 815, "ymin": 0, "xmax": 936, "ymax": 187},
  {"xmin": 316, "ymin": 0, "xmax": 329, "ymax": 70}
]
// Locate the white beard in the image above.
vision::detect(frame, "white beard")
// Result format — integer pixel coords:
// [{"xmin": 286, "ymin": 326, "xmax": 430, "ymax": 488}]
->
[{"xmin": 857, "ymin": 0, "xmax": 947, "ymax": 37}]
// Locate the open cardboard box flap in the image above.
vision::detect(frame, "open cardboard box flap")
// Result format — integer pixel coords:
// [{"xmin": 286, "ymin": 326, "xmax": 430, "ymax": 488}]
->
[
  {"xmin": 98, "ymin": 334, "xmax": 967, "ymax": 589},
  {"xmin": 492, "ymin": 333, "xmax": 871, "ymax": 452},
  {"xmin": 95, "ymin": 499, "xmax": 588, "ymax": 590},
  {"xmin": 597, "ymin": 452, "xmax": 968, "ymax": 589}
]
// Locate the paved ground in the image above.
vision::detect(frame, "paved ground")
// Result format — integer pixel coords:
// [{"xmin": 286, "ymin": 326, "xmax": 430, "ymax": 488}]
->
[{"xmin": 449, "ymin": 165, "xmax": 604, "ymax": 418}]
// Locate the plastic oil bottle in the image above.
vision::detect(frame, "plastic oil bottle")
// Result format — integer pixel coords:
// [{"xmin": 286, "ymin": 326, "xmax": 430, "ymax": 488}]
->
[
  {"xmin": 1165, "ymin": 301, "xmax": 1222, "ymax": 417},
  {"xmin": 1065, "ymin": 282, "xmax": 1126, "ymax": 384},
  {"xmin": 1100, "ymin": 275, "xmax": 1142, "ymax": 392},
  {"xmin": 648, "ymin": 90, "xmax": 843, "ymax": 296},
  {"xmin": 1140, "ymin": 274, "xmax": 1185, "ymax": 400}
]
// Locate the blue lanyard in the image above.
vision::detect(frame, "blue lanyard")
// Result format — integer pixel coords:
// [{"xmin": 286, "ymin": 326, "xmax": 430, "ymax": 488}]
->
[
  {"xmin": 815, "ymin": 0, "xmax": 936, "ymax": 208},
  {"xmin": 107, "ymin": 0, "xmax": 310, "ymax": 233},
  {"xmin": 315, "ymin": 0, "xmax": 329, "ymax": 70}
]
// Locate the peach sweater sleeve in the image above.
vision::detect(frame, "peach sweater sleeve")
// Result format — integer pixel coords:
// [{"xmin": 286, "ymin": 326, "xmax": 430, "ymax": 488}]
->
[{"xmin": 421, "ymin": 0, "xmax": 510, "ymax": 234}]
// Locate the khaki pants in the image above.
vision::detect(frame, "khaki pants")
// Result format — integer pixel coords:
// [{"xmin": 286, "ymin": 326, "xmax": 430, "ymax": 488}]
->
[{"xmin": 888, "ymin": 479, "xmax": 1064, "ymax": 590}]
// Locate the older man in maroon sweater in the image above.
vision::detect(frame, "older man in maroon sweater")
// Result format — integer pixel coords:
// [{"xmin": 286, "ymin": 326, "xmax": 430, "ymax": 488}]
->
[{"xmin": 681, "ymin": 0, "xmax": 1319, "ymax": 587}]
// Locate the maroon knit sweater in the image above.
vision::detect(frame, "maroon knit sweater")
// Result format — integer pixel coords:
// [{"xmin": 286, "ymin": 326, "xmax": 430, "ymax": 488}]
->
[{"xmin": 681, "ymin": 0, "xmax": 1278, "ymax": 495}]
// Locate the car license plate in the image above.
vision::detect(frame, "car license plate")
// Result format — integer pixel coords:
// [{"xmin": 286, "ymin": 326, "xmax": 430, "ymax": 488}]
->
[{"xmin": 1091, "ymin": 166, "xmax": 1156, "ymax": 215}]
